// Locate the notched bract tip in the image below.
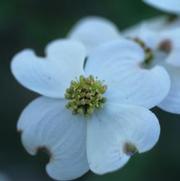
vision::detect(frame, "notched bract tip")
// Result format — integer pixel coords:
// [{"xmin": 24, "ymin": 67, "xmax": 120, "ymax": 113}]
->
[
  {"xmin": 158, "ymin": 39, "xmax": 172, "ymax": 54},
  {"xmin": 123, "ymin": 142, "xmax": 138, "ymax": 156},
  {"xmin": 36, "ymin": 146, "xmax": 52, "ymax": 162}
]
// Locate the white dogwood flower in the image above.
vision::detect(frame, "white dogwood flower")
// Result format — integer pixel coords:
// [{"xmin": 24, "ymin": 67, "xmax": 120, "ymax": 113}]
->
[
  {"xmin": 68, "ymin": 17, "xmax": 121, "ymax": 53},
  {"xmin": 127, "ymin": 26, "xmax": 180, "ymax": 114},
  {"xmin": 11, "ymin": 39, "xmax": 170, "ymax": 180},
  {"xmin": 144, "ymin": 0, "xmax": 180, "ymax": 14}
]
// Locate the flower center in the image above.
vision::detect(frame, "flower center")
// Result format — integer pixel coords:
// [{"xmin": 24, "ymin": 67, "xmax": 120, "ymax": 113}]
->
[
  {"xmin": 65, "ymin": 75, "xmax": 107, "ymax": 116},
  {"xmin": 133, "ymin": 37, "xmax": 154, "ymax": 66}
]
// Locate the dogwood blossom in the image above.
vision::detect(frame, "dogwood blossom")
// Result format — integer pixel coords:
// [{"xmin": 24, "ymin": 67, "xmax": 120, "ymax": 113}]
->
[
  {"xmin": 11, "ymin": 39, "xmax": 170, "ymax": 180},
  {"xmin": 126, "ymin": 26, "xmax": 180, "ymax": 114}
]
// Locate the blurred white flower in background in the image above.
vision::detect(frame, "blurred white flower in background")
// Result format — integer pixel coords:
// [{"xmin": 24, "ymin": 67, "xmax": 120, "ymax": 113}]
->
[
  {"xmin": 144, "ymin": 0, "xmax": 180, "ymax": 14},
  {"xmin": 126, "ymin": 0, "xmax": 180, "ymax": 34},
  {"xmin": 126, "ymin": 26, "xmax": 180, "ymax": 114},
  {"xmin": 68, "ymin": 17, "xmax": 121, "ymax": 53},
  {"xmin": 125, "ymin": 15, "xmax": 180, "ymax": 34},
  {"xmin": 11, "ymin": 38, "xmax": 169, "ymax": 180}
]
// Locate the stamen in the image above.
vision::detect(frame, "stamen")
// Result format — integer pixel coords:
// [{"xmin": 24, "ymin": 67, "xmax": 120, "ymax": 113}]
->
[{"xmin": 65, "ymin": 75, "xmax": 107, "ymax": 116}]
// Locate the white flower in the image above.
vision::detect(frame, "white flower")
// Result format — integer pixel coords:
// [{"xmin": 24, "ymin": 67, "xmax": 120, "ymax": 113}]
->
[
  {"xmin": 68, "ymin": 16, "xmax": 121, "ymax": 53},
  {"xmin": 11, "ymin": 39, "xmax": 170, "ymax": 180},
  {"xmin": 144, "ymin": 0, "xmax": 180, "ymax": 14},
  {"xmin": 126, "ymin": 26, "xmax": 180, "ymax": 114}
]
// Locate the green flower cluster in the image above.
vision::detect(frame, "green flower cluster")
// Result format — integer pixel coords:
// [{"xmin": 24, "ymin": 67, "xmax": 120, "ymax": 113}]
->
[{"xmin": 65, "ymin": 75, "xmax": 107, "ymax": 116}]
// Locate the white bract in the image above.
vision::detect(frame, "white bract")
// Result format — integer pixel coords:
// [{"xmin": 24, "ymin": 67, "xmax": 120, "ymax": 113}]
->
[
  {"xmin": 144, "ymin": 0, "xmax": 180, "ymax": 14},
  {"xmin": 126, "ymin": 26, "xmax": 180, "ymax": 114},
  {"xmin": 68, "ymin": 17, "xmax": 121, "ymax": 53},
  {"xmin": 11, "ymin": 39, "xmax": 170, "ymax": 180}
]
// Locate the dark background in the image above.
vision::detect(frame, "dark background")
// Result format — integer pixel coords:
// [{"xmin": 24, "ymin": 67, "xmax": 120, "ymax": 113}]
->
[{"xmin": 1, "ymin": 0, "xmax": 180, "ymax": 180}]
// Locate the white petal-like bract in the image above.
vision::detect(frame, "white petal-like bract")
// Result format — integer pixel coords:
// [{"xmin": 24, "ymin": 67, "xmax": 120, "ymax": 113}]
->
[
  {"xmin": 11, "ymin": 40, "xmax": 86, "ymax": 98},
  {"xmin": 159, "ymin": 65, "xmax": 180, "ymax": 114},
  {"xmin": 85, "ymin": 39, "xmax": 170, "ymax": 109},
  {"xmin": 68, "ymin": 16, "xmax": 121, "ymax": 53},
  {"xmin": 87, "ymin": 103, "xmax": 160, "ymax": 174},
  {"xmin": 17, "ymin": 97, "xmax": 89, "ymax": 180}
]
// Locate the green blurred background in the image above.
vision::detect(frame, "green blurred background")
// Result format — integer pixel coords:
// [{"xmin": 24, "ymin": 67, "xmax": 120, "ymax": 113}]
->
[{"xmin": 0, "ymin": 0, "xmax": 180, "ymax": 180}]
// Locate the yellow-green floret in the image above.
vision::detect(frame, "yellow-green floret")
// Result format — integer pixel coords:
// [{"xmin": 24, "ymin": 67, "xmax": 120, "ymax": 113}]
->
[{"xmin": 65, "ymin": 75, "xmax": 107, "ymax": 116}]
